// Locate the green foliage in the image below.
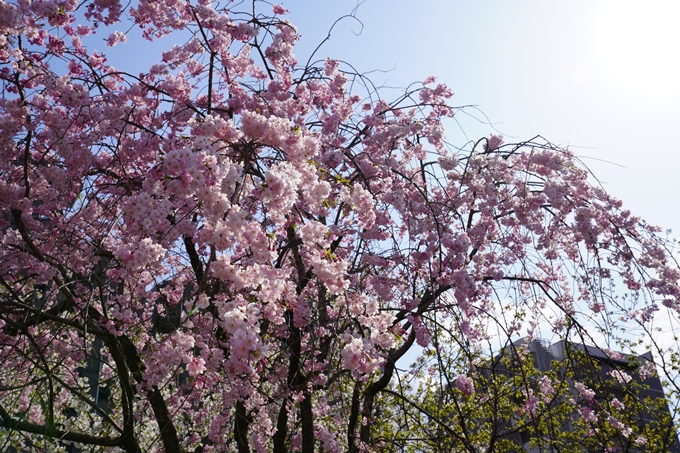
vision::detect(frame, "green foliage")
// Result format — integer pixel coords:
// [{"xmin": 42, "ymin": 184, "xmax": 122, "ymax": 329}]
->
[{"xmin": 367, "ymin": 337, "xmax": 679, "ymax": 453}]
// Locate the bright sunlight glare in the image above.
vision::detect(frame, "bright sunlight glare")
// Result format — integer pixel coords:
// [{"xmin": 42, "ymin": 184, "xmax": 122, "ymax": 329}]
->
[{"xmin": 594, "ymin": 2, "xmax": 680, "ymax": 100}]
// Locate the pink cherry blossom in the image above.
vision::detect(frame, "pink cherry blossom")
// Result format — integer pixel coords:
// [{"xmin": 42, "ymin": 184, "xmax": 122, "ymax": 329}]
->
[
  {"xmin": 575, "ymin": 382, "xmax": 596, "ymax": 402},
  {"xmin": 611, "ymin": 397, "xmax": 625, "ymax": 410},
  {"xmin": 456, "ymin": 374, "xmax": 475, "ymax": 396},
  {"xmin": 187, "ymin": 357, "xmax": 207, "ymax": 376},
  {"xmin": 272, "ymin": 4, "xmax": 288, "ymax": 15},
  {"xmin": 0, "ymin": 2, "xmax": 678, "ymax": 452}
]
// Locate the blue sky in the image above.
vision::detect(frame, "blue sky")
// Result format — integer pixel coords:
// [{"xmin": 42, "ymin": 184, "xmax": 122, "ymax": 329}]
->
[{"xmin": 281, "ymin": 1, "xmax": 680, "ymax": 235}]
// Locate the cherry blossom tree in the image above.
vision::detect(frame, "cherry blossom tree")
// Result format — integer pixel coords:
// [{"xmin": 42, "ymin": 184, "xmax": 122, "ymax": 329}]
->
[{"xmin": 1, "ymin": 1, "xmax": 679, "ymax": 452}]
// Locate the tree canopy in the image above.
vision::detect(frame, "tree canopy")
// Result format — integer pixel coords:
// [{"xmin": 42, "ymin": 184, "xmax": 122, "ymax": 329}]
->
[{"xmin": 0, "ymin": 1, "xmax": 679, "ymax": 452}]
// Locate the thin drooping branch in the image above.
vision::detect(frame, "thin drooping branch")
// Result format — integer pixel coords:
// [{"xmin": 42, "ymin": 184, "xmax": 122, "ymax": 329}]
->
[
  {"xmin": 272, "ymin": 399, "xmax": 289, "ymax": 453},
  {"xmin": 184, "ymin": 236, "xmax": 205, "ymax": 285},
  {"xmin": 100, "ymin": 334, "xmax": 142, "ymax": 453},
  {"xmin": 0, "ymin": 403, "xmax": 124, "ymax": 448},
  {"xmin": 117, "ymin": 335, "xmax": 182, "ymax": 453},
  {"xmin": 234, "ymin": 401, "xmax": 252, "ymax": 453},
  {"xmin": 347, "ymin": 380, "xmax": 362, "ymax": 453},
  {"xmin": 299, "ymin": 389, "xmax": 315, "ymax": 453},
  {"xmin": 360, "ymin": 286, "xmax": 450, "ymax": 445}
]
